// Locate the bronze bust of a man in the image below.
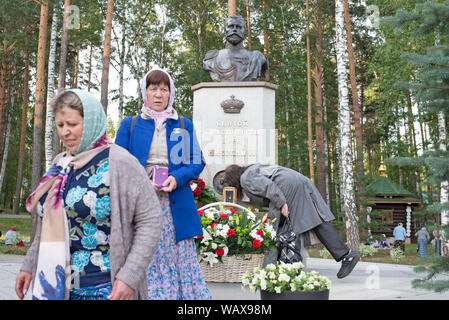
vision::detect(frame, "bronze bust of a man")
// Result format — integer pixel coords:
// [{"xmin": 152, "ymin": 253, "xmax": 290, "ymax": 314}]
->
[{"xmin": 203, "ymin": 15, "xmax": 268, "ymax": 82}]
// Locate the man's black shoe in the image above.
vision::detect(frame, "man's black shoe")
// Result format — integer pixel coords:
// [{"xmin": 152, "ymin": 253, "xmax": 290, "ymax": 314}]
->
[{"xmin": 337, "ymin": 250, "xmax": 360, "ymax": 279}]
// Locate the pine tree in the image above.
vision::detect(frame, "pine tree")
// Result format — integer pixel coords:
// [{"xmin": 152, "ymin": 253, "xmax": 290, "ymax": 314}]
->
[{"xmin": 384, "ymin": 0, "xmax": 449, "ymax": 292}]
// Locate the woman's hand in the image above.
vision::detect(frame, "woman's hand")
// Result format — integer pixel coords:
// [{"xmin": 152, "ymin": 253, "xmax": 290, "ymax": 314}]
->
[
  {"xmin": 281, "ymin": 203, "xmax": 289, "ymax": 218},
  {"xmin": 108, "ymin": 279, "xmax": 135, "ymax": 300},
  {"xmin": 161, "ymin": 175, "xmax": 177, "ymax": 192},
  {"xmin": 15, "ymin": 271, "xmax": 32, "ymax": 300}
]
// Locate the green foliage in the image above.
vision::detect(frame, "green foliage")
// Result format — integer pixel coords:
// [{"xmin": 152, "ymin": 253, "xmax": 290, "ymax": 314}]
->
[
  {"xmin": 382, "ymin": 0, "xmax": 449, "ymax": 293},
  {"xmin": 390, "ymin": 247, "xmax": 406, "ymax": 262}
]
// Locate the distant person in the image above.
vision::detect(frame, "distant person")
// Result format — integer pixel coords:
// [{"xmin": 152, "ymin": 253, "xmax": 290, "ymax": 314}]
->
[
  {"xmin": 5, "ymin": 227, "xmax": 17, "ymax": 245},
  {"xmin": 393, "ymin": 223, "xmax": 407, "ymax": 252},
  {"xmin": 432, "ymin": 228, "xmax": 443, "ymax": 256},
  {"xmin": 415, "ymin": 227, "xmax": 430, "ymax": 257},
  {"xmin": 218, "ymin": 163, "xmax": 361, "ymax": 279}
]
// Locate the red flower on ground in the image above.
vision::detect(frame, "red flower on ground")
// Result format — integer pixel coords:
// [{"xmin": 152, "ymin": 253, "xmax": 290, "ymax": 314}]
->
[
  {"xmin": 220, "ymin": 213, "xmax": 228, "ymax": 219},
  {"xmin": 198, "ymin": 210, "xmax": 204, "ymax": 215},
  {"xmin": 215, "ymin": 248, "xmax": 224, "ymax": 256},
  {"xmin": 252, "ymin": 239, "xmax": 262, "ymax": 248},
  {"xmin": 227, "ymin": 229, "xmax": 235, "ymax": 238},
  {"xmin": 256, "ymin": 229, "xmax": 265, "ymax": 237},
  {"xmin": 193, "ymin": 187, "xmax": 202, "ymax": 196}
]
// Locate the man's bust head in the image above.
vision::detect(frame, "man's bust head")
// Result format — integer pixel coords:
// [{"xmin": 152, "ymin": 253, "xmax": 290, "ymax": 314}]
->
[
  {"xmin": 224, "ymin": 15, "xmax": 247, "ymax": 46},
  {"xmin": 203, "ymin": 15, "xmax": 268, "ymax": 81}
]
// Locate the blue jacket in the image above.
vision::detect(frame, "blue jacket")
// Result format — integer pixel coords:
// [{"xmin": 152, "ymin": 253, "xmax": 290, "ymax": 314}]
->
[{"xmin": 115, "ymin": 114, "xmax": 205, "ymax": 242}]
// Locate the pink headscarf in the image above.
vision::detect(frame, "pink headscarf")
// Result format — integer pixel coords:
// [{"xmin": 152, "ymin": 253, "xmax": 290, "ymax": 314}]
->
[{"xmin": 140, "ymin": 67, "xmax": 176, "ymax": 129}]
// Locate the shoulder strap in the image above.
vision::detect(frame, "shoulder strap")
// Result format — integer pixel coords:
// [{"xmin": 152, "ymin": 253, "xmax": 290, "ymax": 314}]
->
[
  {"xmin": 129, "ymin": 115, "xmax": 138, "ymax": 138},
  {"xmin": 180, "ymin": 116, "xmax": 187, "ymax": 164}
]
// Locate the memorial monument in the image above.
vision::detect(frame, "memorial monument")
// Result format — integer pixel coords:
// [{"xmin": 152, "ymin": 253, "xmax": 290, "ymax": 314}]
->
[{"xmin": 193, "ymin": 15, "xmax": 277, "ymax": 189}]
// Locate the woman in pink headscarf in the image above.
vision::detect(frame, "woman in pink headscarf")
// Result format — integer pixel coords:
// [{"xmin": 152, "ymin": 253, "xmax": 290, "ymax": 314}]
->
[{"xmin": 115, "ymin": 67, "xmax": 211, "ymax": 300}]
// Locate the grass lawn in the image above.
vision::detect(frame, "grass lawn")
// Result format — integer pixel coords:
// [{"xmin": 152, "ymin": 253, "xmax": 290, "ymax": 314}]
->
[
  {"xmin": 307, "ymin": 244, "xmax": 436, "ymax": 266},
  {"xmin": 0, "ymin": 216, "xmax": 439, "ymax": 265}
]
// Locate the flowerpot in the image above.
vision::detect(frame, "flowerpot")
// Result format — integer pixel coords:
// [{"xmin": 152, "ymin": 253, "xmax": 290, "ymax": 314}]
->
[{"xmin": 260, "ymin": 289, "xmax": 329, "ymax": 300}]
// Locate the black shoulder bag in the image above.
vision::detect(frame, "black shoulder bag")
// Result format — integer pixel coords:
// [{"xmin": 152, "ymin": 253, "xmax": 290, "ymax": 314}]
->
[{"xmin": 277, "ymin": 216, "xmax": 303, "ymax": 264}]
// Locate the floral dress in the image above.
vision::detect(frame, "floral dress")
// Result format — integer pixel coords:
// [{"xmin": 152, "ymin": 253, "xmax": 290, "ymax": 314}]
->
[
  {"xmin": 147, "ymin": 192, "xmax": 211, "ymax": 300},
  {"xmin": 39, "ymin": 148, "xmax": 112, "ymax": 300}
]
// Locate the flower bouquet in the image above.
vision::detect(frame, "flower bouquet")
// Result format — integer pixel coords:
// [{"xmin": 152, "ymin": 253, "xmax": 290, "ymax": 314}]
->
[
  {"xmin": 190, "ymin": 176, "xmax": 220, "ymax": 207},
  {"xmin": 242, "ymin": 261, "xmax": 331, "ymax": 300},
  {"xmin": 195, "ymin": 202, "xmax": 277, "ymax": 282}
]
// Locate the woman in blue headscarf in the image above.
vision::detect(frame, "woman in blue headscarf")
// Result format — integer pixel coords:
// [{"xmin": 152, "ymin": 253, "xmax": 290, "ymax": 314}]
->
[{"xmin": 15, "ymin": 89, "xmax": 162, "ymax": 300}]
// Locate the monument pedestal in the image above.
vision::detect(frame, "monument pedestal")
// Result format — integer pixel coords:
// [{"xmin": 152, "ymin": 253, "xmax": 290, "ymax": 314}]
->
[{"xmin": 192, "ymin": 81, "xmax": 278, "ymax": 187}]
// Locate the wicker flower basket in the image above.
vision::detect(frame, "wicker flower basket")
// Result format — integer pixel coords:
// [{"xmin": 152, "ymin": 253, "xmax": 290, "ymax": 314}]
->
[
  {"xmin": 200, "ymin": 253, "xmax": 265, "ymax": 283},
  {"xmin": 197, "ymin": 202, "xmax": 267, "ymax": 283}
]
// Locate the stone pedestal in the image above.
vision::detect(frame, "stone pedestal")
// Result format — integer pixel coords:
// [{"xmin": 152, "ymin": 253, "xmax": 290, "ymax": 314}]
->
[{"xmin": 192, "ymin": 81, "xmax": 278, "ymax": 187}]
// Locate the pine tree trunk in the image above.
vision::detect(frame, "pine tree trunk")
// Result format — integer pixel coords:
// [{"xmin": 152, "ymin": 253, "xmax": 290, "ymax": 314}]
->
[
  {"xmin": 335, "ymin": 0, "xmax": 359, "ymax": 250},
  {"xmin": 101, "ymin": 0, "xmax": 114, "ymax": 114},
  {"xmin": 306, "ymin": 0, "xmax": 314, "ymax": 182},
  {"xmin": 31, "ymin": 0, "xmax": 49, "ymax": 242},
  {"xmin": 13, "ymin": 36, "xmax": 30, "ymax": 216},
  {"xmin": 228, "ymin": 0, "xmax": 236, "ymax": 16},
  {"xmin": 45, "ymin": 4, "xmax": 58, "ymax": 171},
  {"xmin": 0, "ymin": 58, "xmax": 9, "ymax": 159},
  {"xmin": 343, "ymin": 0, "xmax": 364, "ymax": 196},
  {"xmin": 280, "ymin": 4, "xmax": 291, "ymax": 168},
  {"xmin": 313, "ymin": 0, "xmax": 326, "ymax": 197},
  {"xmin": 406, "ymin": 91, "xmax": 418, "ymax": 195},
  {"xmin": 245, "ymin": 0, "xmax": 252, "ymax": 50},
  {"xmin": 263, "ymin": 0, "xmax": 269, "ymax": 82},
  {"xmin": 0, "ymin": 64, "xmax": 15, "ymax": 196}
]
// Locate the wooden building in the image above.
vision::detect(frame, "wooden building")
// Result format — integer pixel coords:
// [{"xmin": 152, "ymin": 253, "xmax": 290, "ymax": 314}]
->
[{"xmin": 362, "ymin": 159, "xmax": 421, "ymax": 243}]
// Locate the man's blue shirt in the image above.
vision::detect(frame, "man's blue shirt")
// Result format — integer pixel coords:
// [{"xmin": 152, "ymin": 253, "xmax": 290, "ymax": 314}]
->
[{"xmin": 393, "ymin": 226, "xmax": 406, "ymax": 241}]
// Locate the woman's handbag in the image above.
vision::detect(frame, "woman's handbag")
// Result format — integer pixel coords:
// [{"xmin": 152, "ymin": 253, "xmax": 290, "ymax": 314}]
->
[{"xmin": 277, "ymin": 216, "xmax": 303, "ymax": 264}]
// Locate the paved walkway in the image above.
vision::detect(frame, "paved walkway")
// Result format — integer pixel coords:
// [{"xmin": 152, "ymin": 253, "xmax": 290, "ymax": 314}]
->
[{"xmin": 1, "ymin": 254, "xmax": 448, "ymax": 300}]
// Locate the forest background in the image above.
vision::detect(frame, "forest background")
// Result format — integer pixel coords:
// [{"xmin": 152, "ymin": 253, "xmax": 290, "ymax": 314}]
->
[{"xmin": 0, "ymin": 0, "xmax": 448, "ymax": 251}]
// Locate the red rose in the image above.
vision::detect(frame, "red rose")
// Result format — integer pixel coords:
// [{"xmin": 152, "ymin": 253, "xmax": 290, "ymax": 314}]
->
[
  {"xmin": 196, "ymin": 234, "xmax": 203, "ymax": 239},
  {"xmin": 193, "ymin": 187, "xmax": 202, "ymax": 196},
  {"xmin": 220, "ymin": 213, "xmax": 228, "ymax": 219},
  {"xmin": 256, "ymin": 229, "xmax": 265, "ymax": 237},
  {"xmin": 227, "ymin": 229, "xmax": 235, "ymax": 237},
  {"xmin": 252, "ymin": 239, "xmax": 262, "ymax": 248},
  {"xmin": 198, "ymin": 179, "xmax": 206, "ymax": 189},
  {"xmin": 211, "ymin": 223, "xmax": 218, "ymax": 230},
  {"xmin": 216, "ymin": 248, "xmax": 224, "ymax": 256},
  {"xmin": 230, "ymin": 209, "xmax": 236, "ymax": 214}
]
